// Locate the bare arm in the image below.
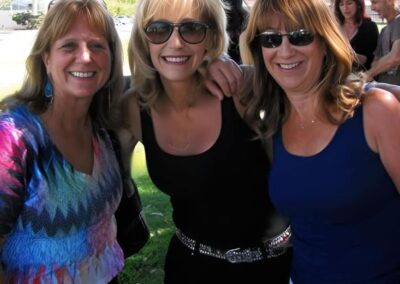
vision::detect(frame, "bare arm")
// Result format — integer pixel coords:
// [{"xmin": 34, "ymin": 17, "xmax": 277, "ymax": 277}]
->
[
  {"xmin": 116, "ymin": 89, "xmax": 141, "ymax": 186},
  {"xmin": 363, "ymin": 89, "xmax": 400, "ymax": 192},
  {"xmin": 365, "ymin": 39, "xmax": 400, "ymax": 80}
]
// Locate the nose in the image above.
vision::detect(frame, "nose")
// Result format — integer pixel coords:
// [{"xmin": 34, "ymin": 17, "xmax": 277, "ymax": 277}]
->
[
  {"xmin": 278, "ymin": 36, "xmax": 295, "ymax": 57},
  {"xmin": 77, "ymin": 44, "xmax": 91, "ymax": 62},
  {"xmin": 167, "ymin": 28, "xmax": 184, "ymax": 47}
]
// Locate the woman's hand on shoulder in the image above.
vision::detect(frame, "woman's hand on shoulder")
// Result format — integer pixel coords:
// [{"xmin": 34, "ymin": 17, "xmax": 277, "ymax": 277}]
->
[
  {"xmin": 204, "ymin": 54, "xmax": 242, "ymax": 100},
  {"xmin": 363, "ymin": 88, "xmax": 400, "ymax": 192}
]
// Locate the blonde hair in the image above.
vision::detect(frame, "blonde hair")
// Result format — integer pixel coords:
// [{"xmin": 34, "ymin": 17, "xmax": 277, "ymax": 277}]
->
[
  {"xmin": 2, "ymin": 0, "xmax": 123, "ymax": 128},
  {"xmin": 128, "ymin": 0, "xmax": 229, "ymax": 110},
  {"xmin": 240, "ymin": 0, "xmax": 362, "ymax": 140}
]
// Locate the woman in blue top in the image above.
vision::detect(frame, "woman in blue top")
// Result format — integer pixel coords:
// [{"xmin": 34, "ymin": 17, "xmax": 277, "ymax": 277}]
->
[
  {"xmin": 238, "ymin": 0, "xmax": 400, "ymax": 282},
  {"xmin": 0, "ymin": 0, "xmax": 125, "ymax": 282}
]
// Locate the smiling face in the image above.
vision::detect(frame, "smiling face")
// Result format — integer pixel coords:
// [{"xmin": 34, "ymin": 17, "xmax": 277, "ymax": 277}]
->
[
  {"xmin": 146, "ymin": 9, "xmax": 208, "ymax": 85},
  {"xmin": 42, "ymin": 17, "xmax": 111, "ymax": 102},
  {"xmin": 260, "ymin": 14, "xmax": 326, "ymax": 96}
]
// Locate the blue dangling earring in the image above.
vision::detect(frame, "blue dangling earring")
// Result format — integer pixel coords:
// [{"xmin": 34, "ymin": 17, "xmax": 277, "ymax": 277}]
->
[{"xmin": 44, "ymin": 77, "xmax": 53, "ymax": 102}]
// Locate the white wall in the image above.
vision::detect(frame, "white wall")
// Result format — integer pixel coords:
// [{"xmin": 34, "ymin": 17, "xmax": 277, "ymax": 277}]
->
[{"xmin": 0, "ymin": 10, "xmax": 23, "ymax": 30}]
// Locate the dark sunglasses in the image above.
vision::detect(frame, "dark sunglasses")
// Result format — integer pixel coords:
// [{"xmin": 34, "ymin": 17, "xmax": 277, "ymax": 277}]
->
[
  {"xmin": 144, "ymin": 21, "xmax": 210, "ymax": 44},
  {"xmin": 258, "ymin": 30, "xmax": 314, "ymax": 48}
]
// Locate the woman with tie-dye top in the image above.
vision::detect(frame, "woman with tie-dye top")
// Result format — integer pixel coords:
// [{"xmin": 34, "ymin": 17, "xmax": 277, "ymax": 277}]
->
[{"xmin": 0, "ymin": 0, "xmax": 125, "ymax": 282}]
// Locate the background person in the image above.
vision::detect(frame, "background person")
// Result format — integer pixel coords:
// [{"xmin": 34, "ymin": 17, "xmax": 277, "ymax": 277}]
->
[
  {"xmin": 366, "ymin": 0, "xmax": 400, "ymax": 84},
  {"xmin": 224, "ymin": 0, "xmax": 249, "ymax": 64},
  {"xmin": 117, "ymin": 0, "xmax": 292, "ymax": 283},
  {"xmin": 0, "ymin": 0, "xmax": 125, "ymax": 282},
  {"xmin": 334, "ymin": 0, "xmax": 379, "ymax": 70},
  {"xmin": 239, "ymin": 0, "xmax": 400, "ymax": 282}
]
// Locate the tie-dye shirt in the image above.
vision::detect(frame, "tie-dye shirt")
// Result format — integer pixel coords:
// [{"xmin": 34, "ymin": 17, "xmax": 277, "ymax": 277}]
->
[{"xmin": 0, "ymin": 105, "xmax": 124, "ymax": 283}]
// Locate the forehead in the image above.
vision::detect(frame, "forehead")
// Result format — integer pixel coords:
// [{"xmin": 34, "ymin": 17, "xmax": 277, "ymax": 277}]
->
[
  {"xmin": 260, "ymin": 13, "xmax": 302, "ymax": 31},
  {"xmin": 56, "ymin": 17, "xmax": 106, "ymax": 41},
  {"xmin": 149, "ymin": 1, "xmax": 201, "ymax": 22}
]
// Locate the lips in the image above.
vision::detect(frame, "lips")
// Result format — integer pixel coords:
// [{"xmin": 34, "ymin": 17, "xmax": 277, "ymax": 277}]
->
[
  {"xmin": 279, "ymin": 62, "xmax": 300, "ymax": 70},
  {"xmin": 162, "ymin": 56, "xmax": 190, "ymax": 63},
  {"xmin": 70, "ymin": 71, "xmax": 95, "ymax": 78}
]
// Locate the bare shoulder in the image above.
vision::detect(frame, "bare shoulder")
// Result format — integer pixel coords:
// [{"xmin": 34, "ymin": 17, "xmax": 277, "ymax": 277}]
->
[
  {"xmin": 363, "ymin": 88, "xmax": 400, "ymax": 151},
  {"xmin": 363, "ymin": 88, "xmax": 400, "ymax": 113}
]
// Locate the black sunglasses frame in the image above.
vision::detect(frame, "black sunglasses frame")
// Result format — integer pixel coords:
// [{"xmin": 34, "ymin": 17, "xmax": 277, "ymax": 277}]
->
[
  {"xmin": 258, "ymin": 30, "xmax": 314, "ymax": 48},
  {"xmin": 144, "ymin": 21, "xmax": 210, "ymax": 45}
]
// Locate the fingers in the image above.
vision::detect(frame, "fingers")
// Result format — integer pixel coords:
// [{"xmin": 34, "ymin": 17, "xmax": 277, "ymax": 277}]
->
[
  {"xmin": 204, "ymin": 78, "xmax": 224, "ymax": 100},
  {"xmin": 206, "ymin": 56, "xmax": 243, "ymax": 98}
]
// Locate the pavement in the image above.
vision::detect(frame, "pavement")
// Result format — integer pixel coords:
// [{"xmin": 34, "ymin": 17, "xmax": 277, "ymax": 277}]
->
[{"xmin": 0, "ymin": 25, "xmax": 132, "ymax": 96}]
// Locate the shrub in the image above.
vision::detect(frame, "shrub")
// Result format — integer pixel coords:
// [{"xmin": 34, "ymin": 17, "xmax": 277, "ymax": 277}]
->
[{"xmin": 12, "ymin": 11, "xmax": 44, "ymax": 29}]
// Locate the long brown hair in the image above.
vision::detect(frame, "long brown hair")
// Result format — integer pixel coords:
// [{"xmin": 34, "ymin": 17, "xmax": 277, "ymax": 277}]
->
[
  {"xmin": 240, "ymin": 0, "xmax": 362, "ymax": 141},
  {"xmin": 1, "ymin": 0, "xmax": 123, "ymax": 128}
]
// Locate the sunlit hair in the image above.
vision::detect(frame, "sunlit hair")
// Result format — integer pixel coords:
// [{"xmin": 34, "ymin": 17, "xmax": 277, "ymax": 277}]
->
[
  {"xmin": 334, "ymin": 0, "xmax": 367, "ymax": 25},
  {"xmin": 1, "ymin": 0, "xmax": 123, "ymax": 128},
  {"xmin": 128, "ymin": 0, "xmax": 229, "ymax": 110},
  {"xmin": 240, "ymin": 0, "xmax": 362, "ymax": 140}
]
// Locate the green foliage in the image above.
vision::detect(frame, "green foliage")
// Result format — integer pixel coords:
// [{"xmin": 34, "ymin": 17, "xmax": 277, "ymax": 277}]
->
[
  {"xmin": 106, "ymin": 0, "xmax": 136, "ymax": 16},
  {"xmin": 12, "ymin": 11, "xmax": 44, "ymax": 29}
]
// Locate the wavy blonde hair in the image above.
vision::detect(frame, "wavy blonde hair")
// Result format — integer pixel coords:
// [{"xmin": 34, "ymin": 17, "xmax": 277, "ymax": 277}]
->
[
  {"xmin": 1, "ymin": 0, "xmax": 123, "ymax": 128},
  {"xmin": 240, "ymin": 0, "xmax": 363, "ymax": 140},
  {"xmin": 128, "ymin": 0, "xmax": 229, "ymax": 110}
]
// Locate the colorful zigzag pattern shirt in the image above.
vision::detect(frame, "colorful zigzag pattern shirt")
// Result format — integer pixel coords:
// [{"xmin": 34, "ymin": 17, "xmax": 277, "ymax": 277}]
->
[{"xmin": 0, "ymin": 105, "xmax": 124, "ymax": 283}]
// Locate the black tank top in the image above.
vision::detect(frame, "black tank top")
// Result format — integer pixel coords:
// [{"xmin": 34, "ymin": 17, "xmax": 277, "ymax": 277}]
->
[{"xmin": 141, "ymin": 98, "xmax": 274, "ymax": 248}]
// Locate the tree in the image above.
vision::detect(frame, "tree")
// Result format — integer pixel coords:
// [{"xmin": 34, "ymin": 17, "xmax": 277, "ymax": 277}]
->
[{"xmin": 0, "ymin": 0, "xmax": 11, "ymax": 10}]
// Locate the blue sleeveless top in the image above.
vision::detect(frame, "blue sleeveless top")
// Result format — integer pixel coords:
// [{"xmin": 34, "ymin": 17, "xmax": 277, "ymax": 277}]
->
[{"xmin": 270, "ymin": 106, "xmax": 400, "ymax": 283}]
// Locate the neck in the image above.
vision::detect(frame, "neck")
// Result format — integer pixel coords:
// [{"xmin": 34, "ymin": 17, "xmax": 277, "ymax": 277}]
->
[
  {"xmin": 286, "ymin": 91, "xmax": 320, "ymax": 124},
  {"xmin": 44, "ymin": 100, "xmax": 91, "ymax": 131},
  {"xmin": 160, "ymin": 79, "xmax": 203, "ymax": 112}
]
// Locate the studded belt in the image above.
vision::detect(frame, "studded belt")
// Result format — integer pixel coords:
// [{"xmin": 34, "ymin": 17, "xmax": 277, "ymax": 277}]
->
[{"xmin": 175, "ymin": 227, "xmax": 291, "ymax": 264}]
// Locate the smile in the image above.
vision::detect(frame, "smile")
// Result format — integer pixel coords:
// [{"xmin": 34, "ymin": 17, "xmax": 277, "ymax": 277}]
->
[
  {"xmin": 70, "ymin": 71, "xmax": 95, "ymax": 78},
  {"xmin": 279, "ymin": 62, "xmax": 300, "ymax": 70},
  {"xmin": 163, "ymin": 56, "xmax": 189, "ymax": 63}
]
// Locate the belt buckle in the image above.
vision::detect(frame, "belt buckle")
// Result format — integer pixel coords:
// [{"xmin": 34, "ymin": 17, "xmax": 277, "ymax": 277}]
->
[{"xmin": 225, "ymin": 248, "xmax": 242, "ymax": 263}]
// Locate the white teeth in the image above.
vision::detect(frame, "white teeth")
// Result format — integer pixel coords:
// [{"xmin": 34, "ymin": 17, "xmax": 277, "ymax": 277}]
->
[
  {"xmin": 70, "ymin": 71, "xmax": 95, "ymax": 78},
  {"xmin": 164, "ymin": 56, "xmax": 189, "ymax": 63},
  {"xmin": 279, "ymin": 63, "xmax": 299, "ymax": 69}
]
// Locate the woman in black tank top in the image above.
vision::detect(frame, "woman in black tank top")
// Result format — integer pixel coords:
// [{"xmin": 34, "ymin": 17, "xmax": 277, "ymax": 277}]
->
[{"xmin": 116, "ymin": 0, "xmax": 292, "ymax": 283}]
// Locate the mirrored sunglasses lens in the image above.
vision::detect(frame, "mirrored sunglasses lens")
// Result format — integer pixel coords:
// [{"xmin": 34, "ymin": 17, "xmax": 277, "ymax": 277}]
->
[
  {"xmin": 145, "ymin": 22, "xmax": 172, "ymax": 43},
  {"xmin": 261, "ymin": 33, "xmax": 282, "ymax": 48},
  {"xmin": 180, "ymin": 23, "xmax": 207, "ymax": 44},
  {"xmin": 289, "ymin": 31, "xmax": 314, "ymax": 46}
]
